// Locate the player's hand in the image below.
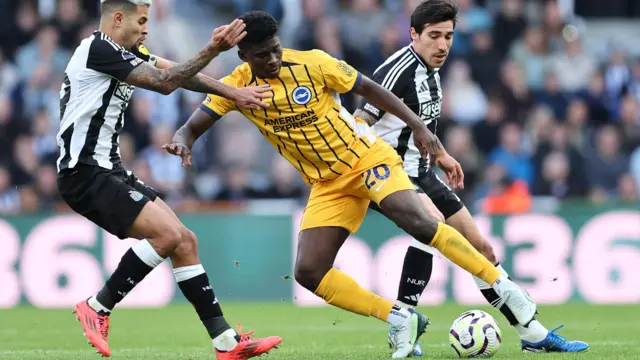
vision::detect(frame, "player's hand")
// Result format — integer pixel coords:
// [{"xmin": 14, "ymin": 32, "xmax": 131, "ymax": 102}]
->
[
  {"xmin": 435, "ymin": 153, "xmax": 465, "ymax": 190},
  {"xmin": 162, "ymin": 143, "xmax": 192, "ymax": 167},
  {"xmin": 231, "ymin": 84, "xmax": 272, "ymax": 110},
  {"xmin": 412, "ymin": 125, "xmax": 441, "ymax": 161},
  {"xmin": 210, "ymin": 19, "xmax": 247, "ymax": 53}
]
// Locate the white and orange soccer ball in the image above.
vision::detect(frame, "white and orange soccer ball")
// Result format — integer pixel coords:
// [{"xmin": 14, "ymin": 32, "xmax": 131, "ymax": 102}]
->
[{"xmin": 448, "ymin": 310, "xmax": 502, "ymax": 358}]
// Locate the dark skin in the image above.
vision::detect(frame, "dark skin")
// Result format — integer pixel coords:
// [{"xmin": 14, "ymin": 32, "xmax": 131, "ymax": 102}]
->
[{"xmin": 164, "ymin": 35, "xmax": 447, "ymax": 292}]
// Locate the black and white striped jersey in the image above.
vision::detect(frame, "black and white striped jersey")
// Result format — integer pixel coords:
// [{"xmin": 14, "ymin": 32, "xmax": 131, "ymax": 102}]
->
[
  {"xmin": 56, "ymin": 31, "xmax": 155, "ymax": 172},
  {"xmin": 359, "ymin": 44, "xmax": 442, "ymax": 177}
]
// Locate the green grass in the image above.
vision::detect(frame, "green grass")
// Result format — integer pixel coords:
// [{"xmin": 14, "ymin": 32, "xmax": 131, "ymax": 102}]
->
[{"xmin": 0, "ymin": 303, "xmax": 637, "ymax": 359}]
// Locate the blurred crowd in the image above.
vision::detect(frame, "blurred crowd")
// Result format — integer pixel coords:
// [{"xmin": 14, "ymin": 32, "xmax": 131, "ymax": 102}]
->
[{"xmin": 1, "ymin": 0, "xmax": 640, "ymax": 215}]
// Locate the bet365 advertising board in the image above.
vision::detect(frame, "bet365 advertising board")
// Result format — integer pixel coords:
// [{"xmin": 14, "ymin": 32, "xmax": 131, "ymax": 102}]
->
[{"xmin": 0, "ymin": 202, "xmax": 638, "ymax": 308}]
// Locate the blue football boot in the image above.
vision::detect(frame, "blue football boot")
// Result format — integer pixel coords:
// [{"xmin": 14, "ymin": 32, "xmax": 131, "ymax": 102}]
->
[{"xmin": 521, "ymin": 325, "xmax": 590, "ymax": 353}]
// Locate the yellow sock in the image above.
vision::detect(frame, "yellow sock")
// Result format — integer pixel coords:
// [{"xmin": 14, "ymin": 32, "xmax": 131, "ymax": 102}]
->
[
  {"xmin": 430, "ymin": 222, "xmax": 501, "ymax": 285},
  {"xmin": 314, "ymin": 268, "xmax": 394, "ymax": 322}
]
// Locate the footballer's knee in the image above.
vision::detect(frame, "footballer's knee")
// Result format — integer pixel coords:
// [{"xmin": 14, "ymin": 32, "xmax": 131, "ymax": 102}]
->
[
  {"xmin": 146, "ymin": 225, "xmax": 182, "ymax": 258},
  {"xmin": 173, "ymin": 228, "xmax": 199, "ymax": 259},
  {"xmin": 294, "ymin": 260, "xmax": 329, "ymax": 292}
]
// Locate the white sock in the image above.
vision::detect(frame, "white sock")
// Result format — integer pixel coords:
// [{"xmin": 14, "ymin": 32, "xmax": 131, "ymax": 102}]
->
[
  {"xmin": 516, "ymin": 320, "xmax": 549, "ymax": 343},
  {"xmin": 496, "ymin": 264, "xmax": 509, "ymax": 278},
  {"xmin": 212, "ymin": 328, "xmax": 239, "ymax": 351},
  {"xmin": 395, "ymin": 300, "xmax": 416, "ymax": 310},
  {"xmin": 173, "ymin": 264, "xmax": 205, "ymax": 282},
  {"xmin": 132, "ymin": 239, "xmax": 166, "ymax": 267},
  {"xmin": 88, "ymin": 296, "xmax": 111, "ymax": 314},
  {"xmin": 386, "ymin": 305, "xmax": 412, "ymax": 327}
]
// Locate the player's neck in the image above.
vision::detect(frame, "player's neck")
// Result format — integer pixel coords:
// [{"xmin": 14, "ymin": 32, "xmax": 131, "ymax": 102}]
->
[{"xmin": 98, "ymin": 20, "xmax": 126, "ymax": 48}]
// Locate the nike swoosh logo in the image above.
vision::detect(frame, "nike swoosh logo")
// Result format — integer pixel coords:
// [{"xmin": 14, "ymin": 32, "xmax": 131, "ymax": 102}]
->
[{"xmin": 375, "ymin": 181, "xmax": 386, "ymax": 192}]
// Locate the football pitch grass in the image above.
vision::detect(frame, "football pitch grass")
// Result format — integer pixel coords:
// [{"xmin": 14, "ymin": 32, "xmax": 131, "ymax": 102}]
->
[{"xmin": 0, "ymin": 303, "xmax": 638, "ymax": 359}]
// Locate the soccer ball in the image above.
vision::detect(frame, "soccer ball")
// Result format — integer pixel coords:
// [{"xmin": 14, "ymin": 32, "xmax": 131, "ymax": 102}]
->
[{"xmin": 448, "ymin": 310, "xmax": 502, "ymax": 358}]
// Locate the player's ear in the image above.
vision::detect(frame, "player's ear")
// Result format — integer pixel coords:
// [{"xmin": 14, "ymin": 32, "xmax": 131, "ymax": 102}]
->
[
  {"xmin": 238, "ymin": 49, "xmax": 247, "ymax": 62},
  {"xmin": 410, "ymin": 27, "xmax": 420, "ymax": 42},
  {"xmin": 113, "ymin": 11, "xmax": 125, "ymax": 27}
]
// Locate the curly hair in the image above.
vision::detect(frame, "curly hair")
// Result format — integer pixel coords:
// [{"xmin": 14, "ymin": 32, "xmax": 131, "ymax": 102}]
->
[{"xmin": 238, "ymin": 11, "xmax": 279, "ymax": 49}]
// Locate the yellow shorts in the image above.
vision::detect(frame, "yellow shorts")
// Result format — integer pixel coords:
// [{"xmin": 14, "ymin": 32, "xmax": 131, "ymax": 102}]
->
[{"xmin": 300, "ymin": 139, "xmax": 414, "ymax": 234}]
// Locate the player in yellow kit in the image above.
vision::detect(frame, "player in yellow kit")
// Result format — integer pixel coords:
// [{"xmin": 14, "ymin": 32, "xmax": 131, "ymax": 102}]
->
[{"xmin": 164, "ymin": 11, "xmax": 537, "ymax": 358}]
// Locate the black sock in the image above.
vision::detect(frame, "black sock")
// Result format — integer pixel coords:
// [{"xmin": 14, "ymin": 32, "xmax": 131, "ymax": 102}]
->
[
  {"xmin": 96, "ymin": 248, "xmax": 154, "ymax": 312},
  {"xmin": 177, "ymin": 272, "xmax": 238, "ymax": 341},
  {"xmin": 397, "ymin": 246, "xmax": 433, "ymax": 307},
  {"xmin": 479, "ymin": 262, "xmax": 519, "ymax": 326}
]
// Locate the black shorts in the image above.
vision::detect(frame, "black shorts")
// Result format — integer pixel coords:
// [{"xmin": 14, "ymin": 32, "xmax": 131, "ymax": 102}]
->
[
  {"xmin": 57, "ymin": 163, "xmax": 159, "ymax": 239},
  {"xmin": 369, "ymin": 168, "xmax": 464, "ymax": 219}
]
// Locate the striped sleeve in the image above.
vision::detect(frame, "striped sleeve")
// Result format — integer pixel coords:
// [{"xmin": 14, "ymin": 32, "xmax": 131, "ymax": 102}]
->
[{"xmin": 358, "ymin": 50, "xmax": 416, "ymax": 121}]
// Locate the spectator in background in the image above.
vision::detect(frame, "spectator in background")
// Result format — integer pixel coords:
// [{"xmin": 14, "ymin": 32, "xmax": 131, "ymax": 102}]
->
[
  {"xmin": 533, "ymin": 151, "xmax": 573, "ymax": 198},
  {"xmin": 0, "ymin": 95, "xmax": 19, "ymax": 164},
  {"xmin": 467, "ymin": 31, "xmax": 501, "ymax": 92},
  {"xmin": 618, "ymin": 173, "xmax": 639, "ymax": 202},
  {"xmin": 9, "ymin": 136, "xmax": 39, "ymax": 187},
  {"xmin": 445, "ymin": 60, "xmax": 487, "ymax": 125},
  {"xmin": 576, "ymin": 71, "xmax": 611, "ymax": 126},
  {"xmin": 15, "ymin": 24, "xmax": 70, "ymax": 80},
  {"xmin": 0, "ymin": 165, "xmax": 21, "ymax": 214},
  {"xmin": 541, "ymin": 0, "xmax": 569, "ymax": 53},
  {"xmin": 444, "ymin": 126, "xmax": 482, "ymax": 202},
  {"xmin": 449, "ymin": 0, "xmax": 492, "ymax": 56},
  {"xmin": 140, "ymin": 126, "xmax": 186, "ymax": 198},
  {"xmin": 294, "ymin": 0, "xmax": 328, "ymax": 51},
  {"xmin": 473, "ymin": 95, "xmax": 506, "ymax": 154},
  {"xmin": 564, "ymin": 98, "xmax": 589, "ymax": 150},
  {"xmin": 618, "ymin": 94, "xmax": 640, "ymax": 153},
  {"xmin": 339, "ymin": 0, "xmax": 389, "ymax": 73},
  {"xmin": 509, "ymin": 25, "xmax": 549, "ymax": 91},
  {"xmin": 628, "ymin": 60, "xmax": 640, "ymax": 104},
  {"xmin": 34, "ymin": 164, "xmax": 60, "ymax": 210},
  {"xmin": 32, "ymin": 109, "xmax": 57, "ymax": 162},
  {"xmin": 254, "ymin": 156, "xmax": 306, "ymax": 200},
  {"xmin": 550, "ymin": 38, "xmax": 595, "ymax": 92},
  {"xmin": 522, "ymin": 104, "xmax": 555, "ymax": 153},
  {"xmin": 497, "ymin": 60, "xmax": 533, "ymax": 121},
  {"xmin": 488, "ymin": 122, "xmax": 533, "ymax": 186},
  {"xmin": 53, "ymin": 0, "xmax": 86, "ymax": 50},
  {"xmin": 0, "ymin": 50, "xmax": 19, "ymax": 96},
  {"xmin": 604, "ymin": 44, "xmax": 631, "ymax": 115},
  {"xmin": 1, "ymin": 1, "xmax": 38, "ymax": 60},
  {"xmin": 118, "ymin": 133, "xmax": 137, "ymax": 170},
  {"xmin": 215, "ymin": 165, "xmax": 253, "ymax": 201},
  {"xmin": 585, "ymin": 125, "xmax": 629, "ymax": 199},
  {"xmin": 533, "ymin": 122, "xmax": 588, "ymax": 197},
  {"xmin": 492, "ymin": 0, "xmax": 527, "ymax": 58},
  {"xmin": 534, "ymin": 72, "xmax": 570, "ymax": 119}
]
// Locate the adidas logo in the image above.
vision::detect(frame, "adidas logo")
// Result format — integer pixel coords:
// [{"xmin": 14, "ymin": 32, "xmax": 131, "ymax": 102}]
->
[{"xmin": 404, "ymin": 294, "xmax": 421, "ymax": 302}]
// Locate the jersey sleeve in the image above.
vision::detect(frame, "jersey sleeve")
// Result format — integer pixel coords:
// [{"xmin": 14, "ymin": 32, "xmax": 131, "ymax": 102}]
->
[
  {"xmin": 86, "ymin": 37, "xmax": 145, "ymax": 81},
  {"xmin": 313, "ymin": 50, "xmax": 362, "ymax": 94},
  {"xmin": 357, "ymin": 60, "xmax": 414, "ymax": 121},
  {"xmin": 130, "ymin": 44, "xmax": 158, "ymax": 67},
  {"xmin": 198, "ymin": 72, "xmax": 240, "ymax": 120}
]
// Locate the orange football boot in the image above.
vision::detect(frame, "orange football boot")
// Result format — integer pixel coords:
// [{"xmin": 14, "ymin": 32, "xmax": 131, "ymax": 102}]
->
[
  {"xmin": 215, "ymin": 324, "xmax": 282, "ymax": 360},
  {"xmin": 73, "ymin": 300, "xmax": 111, "ymax": 357}
]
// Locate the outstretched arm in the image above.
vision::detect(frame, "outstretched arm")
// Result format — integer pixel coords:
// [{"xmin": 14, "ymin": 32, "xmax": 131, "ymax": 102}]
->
[
  {"xmin": 125, "ymin": 19, "xmax": 246, "ymax": 95},
  {"xmin": 354, "ymin": 76, "xmax": 445, "ymax": 159},
  {"xmin": 162, "ymin": 107, "xmax": 219, "ymax": 166},
  {"xmin": 153, "ymin": 56, "xmax": 271, "ymax": 110},
  {"xmin": 354, "ymin": 96, "xmax": 464, "ymax": 188}
]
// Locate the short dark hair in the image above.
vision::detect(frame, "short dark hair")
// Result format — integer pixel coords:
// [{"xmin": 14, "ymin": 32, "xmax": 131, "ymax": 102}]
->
[
  {"xmin": 411, "ymin": 0, "xmax": 458, "ymax": 33},
  {"xmin": 101, "ymin": 0, "xmax": 150, "ymax": 15},
  {"xmin": 238, "ymin": 11, "xmax": 278, "ymax": 49}
]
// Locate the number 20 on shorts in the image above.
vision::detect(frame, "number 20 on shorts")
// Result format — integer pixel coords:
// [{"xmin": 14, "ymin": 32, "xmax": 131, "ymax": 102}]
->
[{"xmin": 363, "ymin": 165, "xmax": 391, "ymax": 190}]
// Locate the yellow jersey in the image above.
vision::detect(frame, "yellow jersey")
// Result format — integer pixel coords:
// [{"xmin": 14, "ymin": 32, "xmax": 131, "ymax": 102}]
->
[{"xmin": 200, "ymin": 49, "xmax": 377, "ymax": 184}]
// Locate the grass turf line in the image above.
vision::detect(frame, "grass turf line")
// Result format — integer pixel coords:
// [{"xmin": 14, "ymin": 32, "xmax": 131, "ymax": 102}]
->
[{"xmin": 0, "ymin": 303, "xmax": 637, "ymax": 359}]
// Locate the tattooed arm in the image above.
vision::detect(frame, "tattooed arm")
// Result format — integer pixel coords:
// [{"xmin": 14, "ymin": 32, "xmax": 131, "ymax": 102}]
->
[{"xmin": 125, "ymin": 44, "xmax": 219, "ymax": 95}]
